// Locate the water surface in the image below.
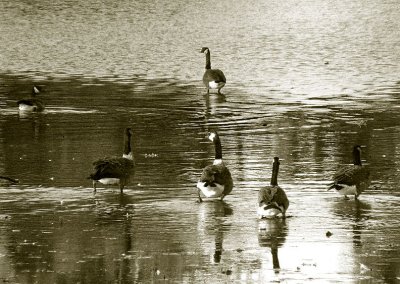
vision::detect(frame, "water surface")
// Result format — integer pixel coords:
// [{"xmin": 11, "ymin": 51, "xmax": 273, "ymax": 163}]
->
[{"xmin": 1, "ymin": 0, "xmax": 400, "ymax": 283}]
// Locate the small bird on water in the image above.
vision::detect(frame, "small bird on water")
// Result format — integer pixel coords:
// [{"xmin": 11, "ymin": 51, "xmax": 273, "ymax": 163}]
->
[{"xmin": 17, "ymin": 85, "xmax": 45, "ymax": 112}]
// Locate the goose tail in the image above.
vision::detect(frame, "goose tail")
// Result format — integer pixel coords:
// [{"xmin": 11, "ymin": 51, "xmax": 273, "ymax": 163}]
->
[{"xmin": 327, "ymin": 182, "xmax": 336, "ymax": 191}]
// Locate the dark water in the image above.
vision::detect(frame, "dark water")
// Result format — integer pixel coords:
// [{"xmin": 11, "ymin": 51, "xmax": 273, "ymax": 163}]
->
[
  {"xmin": 1, "ymin": 75, "xmax": 399, "ymax": 283},
  {"xmin": 1, "ymin": 0, "xmax": 400, "ymax": 283}
]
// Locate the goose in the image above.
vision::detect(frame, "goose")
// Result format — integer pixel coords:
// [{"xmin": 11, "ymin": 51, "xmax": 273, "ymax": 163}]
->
[
  {"xmin": 257, "ymin": 157, "xmax": 289, "ymax": 219},
  {"xmin": 200, "ymin": 47, "xmax": 226, "ymax": 95},
  {"xmin": 88, "ymin": 128, "xmax": 135, "ymax": 193},
  {"xmin": 17, "ymin": 85, "xmax": 45, "ymax": 112},
  {"xmin": 328, "ymin": 145, "xmax": 370, "ymax": 199},
  {"xmin": 196, "ymin": 132, "xmax": 233, "ymax": 202}
]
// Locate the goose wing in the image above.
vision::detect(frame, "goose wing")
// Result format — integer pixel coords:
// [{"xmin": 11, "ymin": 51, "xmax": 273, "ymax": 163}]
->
[
  {"xmin": 203, "ymin": 69, "xmax": 226, "ymax": 83},
  {"xmin": 258, "ymin": 186, "xmax": 278, "ymax": 205},
  {"xmin": 332, "ymin": 165, "xmax": 369, "ymax": 186},
  {"xmin": 91, "ymin": 157, "xmax": 134, "ymax": 179},
  {"xmin": 259, "ymin": 186, "xmax": 289, "ymax": 211},
  {"xmin": 199, "ymin": 164, "xmax": 232, "ymax": 189},
  {"xmin": 17, "ymin": 98, "xmax": 44, "ymax": 110},
  {"xmin": 17, "ymin": 99, "xmax": 35, "ymax": 106}
]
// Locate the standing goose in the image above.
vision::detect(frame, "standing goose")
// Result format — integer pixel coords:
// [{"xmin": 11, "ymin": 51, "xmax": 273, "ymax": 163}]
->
[
  {"xmin": 88, "ymin": 128, "xmax": 135, "ymax": 194},
  {"xmin": 200, "ymin": 47, "xmax": 226, "ymax": 95},
  {"xmin": 196, "ymin": 131, "xmax": 233, "ymax": 202},
  {"xmin": 328, "ymin": 145, "xmax": 370, "ymax": 199},
  {"xmin": 17, "ymin": 85, "xmax": 45, "ymax": 112},
  {"xmin": 257, "ymin": 157, "xmax": 289, "ymax": 219}
]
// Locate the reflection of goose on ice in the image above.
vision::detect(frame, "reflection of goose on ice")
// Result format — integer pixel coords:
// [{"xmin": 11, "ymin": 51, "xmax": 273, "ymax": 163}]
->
[
  {"xmin": 328, "ymin": 145, "xmax": 370, "ymax": 199},
  {"xmin": 196, "ymin": 132, "xmax": 233, "ymax": 202},
  {"xmin": 257, "ymin": 157, "xmax": 289, "ymax": 219},
  {"xmin": 332, "ymin": 198, "xmax": 371, "ymax": 248},
  {"xmin": 197, "ymin": 201, "xmax": 233, "ymax": 264},
  {"xmin": 258, "ymin": 218, "xmax": 288, "ymax": 271}
]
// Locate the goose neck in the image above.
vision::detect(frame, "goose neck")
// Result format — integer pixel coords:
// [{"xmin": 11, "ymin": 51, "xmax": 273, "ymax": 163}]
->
[
  {"xmin": 270, "ymin": 159, "xmax": 280, "ymax": 186},
  {"xmin": 205, "ymin": 52, "xmax": 211, "ymax": 69},
  {"xmin": 213, "ymin": 138, "xmax": 222, "ymax": 160},
  {"xmin": 353, "ymin": 149, "xmax": 362, "ymax": 166},
  {"xmin": 124, "ymin": 133, "xmax": 132, "ymax": 159}
]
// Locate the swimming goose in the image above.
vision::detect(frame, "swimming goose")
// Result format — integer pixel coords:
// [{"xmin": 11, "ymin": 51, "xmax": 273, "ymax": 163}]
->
[
  {"xmin": 328, "ymin": 145, "xmax": 370, "ymax": 199},
  {"xmin": 257, "ymin": 157, "xmax": 289, "ymax": 219},
  {"xmin": 17, "ymin": 85, "xmax": 45, "ymax": 112},
  {"xmin": 196, "ymin": 132, "xmax": 233, "ymax": 202},
  {"xmin": 200, "ymin": 47, "xmax": 226, "ymax": 95},
  {"xmin": 88, "ymin": 128, "xmax": 135, "ymax": 194}
]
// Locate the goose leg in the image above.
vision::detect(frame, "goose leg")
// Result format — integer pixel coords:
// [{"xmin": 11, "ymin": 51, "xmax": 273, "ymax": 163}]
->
[
  {"xmin": 92, "ymin": 181, "xmax": 97, "ymax": 194},
  {"xmin": 197, "ymin": 189, "xmax": 203, "ymax": 203},
  {"xmin": 206, "ymin": 88, "xmax": 209, "ymax": 95},
  {"xmin": 220, "ymin": 194, "xmax": 225, "ymax": 201},
  {"xmin": 119, "ymin": 181, "xmax": 124, "ymax": 194}
]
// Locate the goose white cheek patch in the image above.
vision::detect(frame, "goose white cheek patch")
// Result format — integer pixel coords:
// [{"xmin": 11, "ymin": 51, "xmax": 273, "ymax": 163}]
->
[{"xmin": 208, "ymin": 132, "xmax": 216, "ymax": 141}]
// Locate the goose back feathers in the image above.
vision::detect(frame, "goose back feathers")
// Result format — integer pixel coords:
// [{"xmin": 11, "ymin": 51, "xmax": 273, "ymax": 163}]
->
[{"xmin": 258, "ymin": 157, "xmax": 289, "ymax": 218}]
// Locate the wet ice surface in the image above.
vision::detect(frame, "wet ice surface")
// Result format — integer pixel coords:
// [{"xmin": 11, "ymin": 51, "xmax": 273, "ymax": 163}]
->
[
  {"xmin": 0, "ymin": 76, "xmax": 399, "ymax": 283},
  {"xmin": 1, "ymin": 0, "xmax": 400, "ymax": 282}
]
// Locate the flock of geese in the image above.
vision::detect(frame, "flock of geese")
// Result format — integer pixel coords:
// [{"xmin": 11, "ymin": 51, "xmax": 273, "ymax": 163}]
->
[{"xmin": 7, "ymin": 47, "xmax": 371, "ymax": 219}]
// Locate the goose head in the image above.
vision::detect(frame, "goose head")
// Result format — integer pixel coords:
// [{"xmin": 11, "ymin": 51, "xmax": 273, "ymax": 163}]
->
[
  {"xmin": 208, "ymin": 131, "xmax": 219, "ymax": 142},
  {"xmin": 352, "ymin": 145, "xmax": 364, "ymax": 166},
  {"xmin": 201, "ymin": 47, "xmax": 209, "ymax": 54},
  {"xmin": 126, "ymin": 127, "xmax": 133, "ymax": 137},
  {"xmin": 32, "ymin": 85, "xmax": 42, "ymax": 96}
]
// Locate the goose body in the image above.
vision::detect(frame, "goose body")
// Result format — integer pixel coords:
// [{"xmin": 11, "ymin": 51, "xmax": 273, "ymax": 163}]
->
[
  {"xmin": 89, "ymin": 128, "xmax": 135, "ymax": 193},
  {"xmin": 258, "ymin": 157, "xmax": 289, "ymax": 219},
  {"xmin": 17, "ymin": 86, "xmax": 45, "ymax": 112},
  {"xmin": 197, "ymin": 132, "xmax": 233, "ymax": 202},
  {"xmin": 328, "ymin": 145, "xmax": 370, "ymax": 199},
  {"xmin": 201, "ymin": 47, "xmax": 226, "ymax": 95}
]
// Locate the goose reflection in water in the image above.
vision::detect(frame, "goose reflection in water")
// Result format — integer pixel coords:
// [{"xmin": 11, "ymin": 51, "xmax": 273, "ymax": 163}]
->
[
  {"xmin": 332, "ymin": 198, "xmax": 371, "ymax": 248},
  {"xmin": 197, "ymin": 200, "xmax": 233, "ymax": 264},
  {"xmin": 258, "ymin": 218, "xmax": 288, "ymax": 272}
]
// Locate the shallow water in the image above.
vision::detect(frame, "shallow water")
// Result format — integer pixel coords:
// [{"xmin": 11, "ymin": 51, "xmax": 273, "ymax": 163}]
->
[{"xmin": 1, "ymin": 0, "xmax": 400, "ymax": 283}]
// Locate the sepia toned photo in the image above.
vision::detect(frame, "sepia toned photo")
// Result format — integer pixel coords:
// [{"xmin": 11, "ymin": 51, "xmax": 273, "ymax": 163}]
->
[{"xmin": 0, "ymin": 1, "xmax": 399, "ymax": 283}]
